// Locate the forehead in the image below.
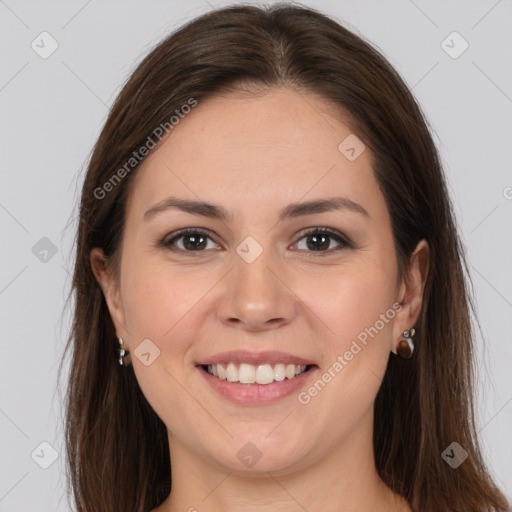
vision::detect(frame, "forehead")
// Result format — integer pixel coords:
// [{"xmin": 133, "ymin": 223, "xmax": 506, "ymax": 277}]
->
[{"xmin": 126, "ymin": 87, "xmax": 379, "ymax": 220}]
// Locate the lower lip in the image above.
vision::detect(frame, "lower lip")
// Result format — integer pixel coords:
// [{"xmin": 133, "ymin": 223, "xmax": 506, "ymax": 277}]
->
[{"xmin": 197, "ymin": 366, "xmax": 318, "ymax": 405}]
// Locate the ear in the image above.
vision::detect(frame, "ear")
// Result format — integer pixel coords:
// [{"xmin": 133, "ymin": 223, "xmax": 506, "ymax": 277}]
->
[
  {"xmin": 391, "ymin": 239, "xmax": 430, "ymax": 354},
  {"xmin": 90, "ymin": 247, "xmax": 129, "ymax": 344}
]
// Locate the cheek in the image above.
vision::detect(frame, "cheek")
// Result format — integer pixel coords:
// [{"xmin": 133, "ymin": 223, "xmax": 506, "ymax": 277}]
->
[
  {"xmin": 302, "ymin": 257, "xmax": 396, "ymax": 349},
  {"xmin": 121, "ymin": 253, "xmax": 212, "ymax": 342},
  {"xmin": 295, "ymin": 255, "xmax": 396, "ymax": 407},
  {"xmin": 120, "ymin": 256, "xmax": 209, "ymax": 434}
]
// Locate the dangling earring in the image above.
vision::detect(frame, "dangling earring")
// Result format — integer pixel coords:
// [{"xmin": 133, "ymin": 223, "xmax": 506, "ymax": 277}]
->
[
  {"xmin": 397, "ymin": 328, "xmax": 415, "ymax": 359},
  {"xmin": 117, "ymin": 337, "xmax": 130, "ymax": 366}
]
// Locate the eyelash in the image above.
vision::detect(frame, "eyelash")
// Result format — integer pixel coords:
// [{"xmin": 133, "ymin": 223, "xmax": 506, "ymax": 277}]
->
[{"xmin": 159, "ymin": 227, "xmax": 353, "ymax": 257}]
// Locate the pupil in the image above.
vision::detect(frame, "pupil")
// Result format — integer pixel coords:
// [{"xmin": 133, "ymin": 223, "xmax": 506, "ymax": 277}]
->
[
  {"xmin": 181, "ymin": 233, "xmax": 330, "ymax": 251},
  {"xmin": 308, "ymin": 234, "xmax": 328, "ymax": 251},
  {"xmin": 184, "ymin": 234, "xmax": 206, "ymax": 250}
]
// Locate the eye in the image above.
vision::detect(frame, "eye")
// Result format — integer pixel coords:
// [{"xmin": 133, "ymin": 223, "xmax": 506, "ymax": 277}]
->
[
  {"xmin": 160, "ymin": 228, "xmax": 220, "ymax": 254},
  {"xmin": 292, "ymin": 227, "xmax": 352, "ymax": 255},
  {"xmin": 159, "ymin": 226, "xmax": 352, "ymax": 256}
]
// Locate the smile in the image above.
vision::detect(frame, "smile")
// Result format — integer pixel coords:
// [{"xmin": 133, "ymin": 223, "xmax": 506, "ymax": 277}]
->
[
  {"xmin": 195, "ymin": 350, "xmax": 318, "ymax": 404},
  {"xmin": 203, "ymin": 362, "xmax": 310, "ymax": 385}
]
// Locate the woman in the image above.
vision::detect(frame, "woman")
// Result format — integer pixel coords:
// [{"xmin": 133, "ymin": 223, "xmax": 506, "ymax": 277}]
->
[{"xmin": 61, "ymin": 3, "xmax": 511, "ymax": 511}]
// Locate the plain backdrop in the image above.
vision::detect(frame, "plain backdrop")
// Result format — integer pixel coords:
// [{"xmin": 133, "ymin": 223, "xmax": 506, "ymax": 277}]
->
[{"xmin": 0, "ymin": 0, "xmax": 511, "ymax": 510}]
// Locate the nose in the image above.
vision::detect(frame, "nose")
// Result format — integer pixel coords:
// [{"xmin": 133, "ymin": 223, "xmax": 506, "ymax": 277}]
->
[{"xmin": 217, "ymin": 244, "xmax": 296, "ymax": 332}]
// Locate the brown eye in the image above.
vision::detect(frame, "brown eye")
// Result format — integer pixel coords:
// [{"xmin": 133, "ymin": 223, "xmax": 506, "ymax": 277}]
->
[
  {"xmin": 294, "ymin": 228, "xmax": 351, "ymax": 254},
  {"xmin": 160, "ymin": 227, "xmax": 351, "ymax": 256},
  {"xmin": 179, "ymin": 233, "xmax": 208, "ymax": 250},
  {"xmin": 162, "ymin": 229, "xmax": 219, "ymax": 253}
]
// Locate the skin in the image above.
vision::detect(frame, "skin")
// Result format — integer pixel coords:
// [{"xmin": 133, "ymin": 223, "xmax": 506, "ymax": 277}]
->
[{"xmin": 91, "ymin": 87, "xmax": 429, "ymax": 512}]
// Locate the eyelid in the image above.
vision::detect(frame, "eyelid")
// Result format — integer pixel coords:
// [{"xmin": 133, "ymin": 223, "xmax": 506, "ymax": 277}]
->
[
  {"xmin": 159, "ymin": 226, "xmax": 353, "ymax": 255},
  {"xmin": 161, "ymin": 227, "xmax": 220, "ymax": 252},
  {"xmin": 291, "ymin": 226, "xmax": 353, "ymax": 254},
  {"xmin": 294, "ymin": 226, "xmax": 351, "ymax": 245}
]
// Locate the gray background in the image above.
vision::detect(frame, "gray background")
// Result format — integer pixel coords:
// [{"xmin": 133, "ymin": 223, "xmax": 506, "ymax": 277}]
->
[{"xmin": 1, "ymin": 0, "xmax": 511, "ymax": 510}]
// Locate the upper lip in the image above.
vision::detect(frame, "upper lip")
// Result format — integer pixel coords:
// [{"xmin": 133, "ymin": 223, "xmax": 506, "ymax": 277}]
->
[{"xmin": 196, "ymin": 350, "xmax": 316, "ymax": 367}]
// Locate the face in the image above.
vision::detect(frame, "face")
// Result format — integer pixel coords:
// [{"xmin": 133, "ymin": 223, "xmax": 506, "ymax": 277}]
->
[{"xmin": 93, "ymin": 87, "xmax": 424, "ymax": 476}]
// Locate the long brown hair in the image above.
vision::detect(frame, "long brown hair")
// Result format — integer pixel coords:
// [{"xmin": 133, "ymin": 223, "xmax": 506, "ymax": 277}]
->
[{"xmin": 59, "ymin": 3, "xmax": 510, "ymax": 511}]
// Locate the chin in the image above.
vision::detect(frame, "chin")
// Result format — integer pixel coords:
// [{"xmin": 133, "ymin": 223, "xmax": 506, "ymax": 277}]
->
[{"xmin": 203, "ymin": 431, "xmax": 312, "ymax": 475}]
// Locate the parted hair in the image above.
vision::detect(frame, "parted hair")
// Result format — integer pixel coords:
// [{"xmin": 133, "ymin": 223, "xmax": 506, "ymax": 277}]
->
[{"xmin": 60, "ymin": 3, "xmax": 510, "ymax": 511}]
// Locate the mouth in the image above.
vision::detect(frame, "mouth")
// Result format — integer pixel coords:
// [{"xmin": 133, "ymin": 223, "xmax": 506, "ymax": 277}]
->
[
  {"xmin": 195, "ymin": 350, "xmax": 319, "ymax": 404},
  {"xmin": 199, "ymin": 362, "xmax": 315, "ymax": 385}
]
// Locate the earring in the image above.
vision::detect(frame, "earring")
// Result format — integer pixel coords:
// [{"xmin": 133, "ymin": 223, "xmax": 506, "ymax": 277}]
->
[
  {"xmin": 117, "ymin": 337, "xmax": 130, "ymax": 366},
  {"xmin": 397, "ymin": 328, "xmax": 415, "ymax": 359}
]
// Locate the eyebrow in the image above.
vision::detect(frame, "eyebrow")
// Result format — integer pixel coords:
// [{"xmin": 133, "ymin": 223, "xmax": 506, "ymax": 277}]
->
[{"xmin": 143, "ymin": 196, "xmax": 369, "ymax": 222}]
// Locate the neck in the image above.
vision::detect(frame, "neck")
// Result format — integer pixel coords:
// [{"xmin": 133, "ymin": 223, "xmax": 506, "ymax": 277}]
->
[{"xmin": 154, "ymin": 410, "xmax": 410, "ymax": 512}]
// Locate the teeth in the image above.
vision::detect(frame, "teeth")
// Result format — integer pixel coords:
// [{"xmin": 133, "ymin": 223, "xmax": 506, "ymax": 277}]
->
[
  {"xmin": 226, "ymin": 362, "xmax": 238, "ymax": 383},
  {"xmin": 274, "ymin": 363, "xmax": 286, "ymax": 382},
  {"xmin": 256, "ymin": 364, "xmax": 274, "ymax": 385},
  {"xmin": 239, "ymin": 363, "xmax": 255, "ymax": 384},
  {"xmin": 286, "ymin": 364, "xmax": 296, "ymax": 379},
  {"xmin": 205, "ymin": 362, "xmax": 308, "ymax": 384}
]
